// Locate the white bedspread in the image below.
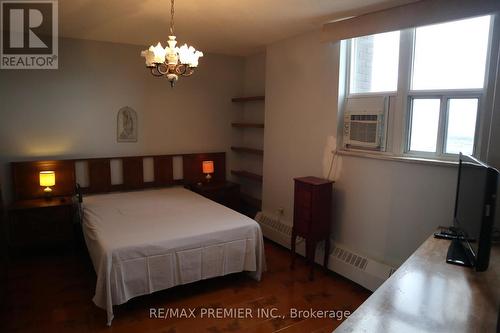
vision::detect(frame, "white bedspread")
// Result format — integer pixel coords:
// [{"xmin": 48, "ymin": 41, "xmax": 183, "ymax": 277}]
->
[{"xmin": 81, "ymin": 187, "xmax": 265, "ymax": 325}]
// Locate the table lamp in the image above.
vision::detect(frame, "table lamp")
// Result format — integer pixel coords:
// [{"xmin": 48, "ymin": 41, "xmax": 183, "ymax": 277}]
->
[
  {"xmin": 202, "ymin": 161, "xmax": 214, "ymax": 182},
  {"xmin": 40, "ymin": 171, "xmax": 55, "ymax": 195}
]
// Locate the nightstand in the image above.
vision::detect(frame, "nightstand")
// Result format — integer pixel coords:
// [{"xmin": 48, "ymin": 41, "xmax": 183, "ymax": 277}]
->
[
  {"xmin": 185, "ymin": 181, "xmax": 241, "ymax": 211},
  {"xmin": 8, "ymin": 196, "xmax": 75, "ymax": 254},
  {"xmin": 291, "ymin": 177, "xmax": 333, "ymax": 280}
]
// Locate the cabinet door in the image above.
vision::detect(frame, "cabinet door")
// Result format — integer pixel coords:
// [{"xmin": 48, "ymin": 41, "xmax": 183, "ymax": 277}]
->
[
  {"xmin": 310, "ymin": 185, "xmax": 332, "ymax": 237},
  {"xmin": 0, "ymin": 184, "xmax": 6, "ymax": 305},
  {"xmin": 199, "ymin": 186, "xmax": 240, "ymax": 211},
  {"xmin": 294, "ymin": 216, "xmax": 310, "ymax": 235},
  {"xmin": 294, "ymin": 182, "xmax": 312, "ymax": 236},
  {"xmin": 10, "ymin": 206, "xmax": 73, "ymax": 251},
  {"xmin": 295, "ymin": 182, "xmax": 312, "ymax": 210},
  {"xmin": 222, "ymin": 186, "xmax": 241, "ymax": 211}
]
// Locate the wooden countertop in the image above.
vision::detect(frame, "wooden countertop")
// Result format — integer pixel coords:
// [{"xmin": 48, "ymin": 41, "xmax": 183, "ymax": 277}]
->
[{"xmin": 335, "ymin": 235, "xmax": 500, "ymax": 333}]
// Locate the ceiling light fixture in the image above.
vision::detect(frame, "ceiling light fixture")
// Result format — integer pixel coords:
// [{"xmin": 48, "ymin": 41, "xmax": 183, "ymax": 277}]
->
[{"xmin": 141, "ymin": 0, "xmax": 203, "ymax": 87}]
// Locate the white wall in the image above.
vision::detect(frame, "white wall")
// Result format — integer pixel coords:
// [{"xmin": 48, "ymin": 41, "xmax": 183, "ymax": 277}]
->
[
  {"xmin": 0, "ymin": 37, "xmax": 244, "ymax": 203},
  {"xmin": 262, "ymin": 29, "xmax": 463, "ymax": 267},
  {"xmin": 334, "ymin": 156, "xmax": 457, "ymax": 265},
  {"xmin": 263, "ymin": 30, "xmax": 338, "ymax": 222}
]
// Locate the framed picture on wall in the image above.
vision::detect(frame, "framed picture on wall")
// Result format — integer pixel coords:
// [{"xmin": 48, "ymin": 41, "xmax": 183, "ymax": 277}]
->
[{"xmin": 117, "ymin": 106, "xmax": 138, "ymax": 142}]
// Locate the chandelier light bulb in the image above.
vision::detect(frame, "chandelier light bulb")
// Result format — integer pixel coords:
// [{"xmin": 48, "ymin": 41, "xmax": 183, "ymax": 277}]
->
[
  {"xmin": 190, "ymin": 50, "xmax": 203, "ymax": 67},
  {"xmin": 152, "ymin": 42, "xmax": 167, "ymax": 63},
  {"xmin": 141, "ymin": 49, "xmax": 155, "ymax": 67}
]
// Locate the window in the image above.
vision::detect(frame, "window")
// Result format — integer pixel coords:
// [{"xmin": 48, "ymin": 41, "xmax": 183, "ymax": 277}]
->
[
  {"xmin": 445, "ymin": 98, "xmax": 478, "ymax": 155},
  {"xmin": 409, "ymin": 99, "xmax": 440, "ymax": 152},
  {"xmin": 344, "ymin": 15, "xmax": 494, "ymax": 159},
  {"xmin": 350, "ymin": 31, "xmax": 400, "ymax": 94},
  {"xmin": 412, "ymin": 16, "xmax": 491, "ymax": 90}
]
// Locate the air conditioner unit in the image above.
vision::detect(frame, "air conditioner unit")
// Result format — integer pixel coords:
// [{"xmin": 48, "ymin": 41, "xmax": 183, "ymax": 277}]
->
[{"xmin": 343, "ymin": 97, "xmax": 388, "ymax": 151}]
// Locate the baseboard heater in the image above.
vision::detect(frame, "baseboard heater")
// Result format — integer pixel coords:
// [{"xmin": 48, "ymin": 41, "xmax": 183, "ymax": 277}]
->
[{"xmin": 255, "ymin": 212, "xmax": 396, "ymax": 291}]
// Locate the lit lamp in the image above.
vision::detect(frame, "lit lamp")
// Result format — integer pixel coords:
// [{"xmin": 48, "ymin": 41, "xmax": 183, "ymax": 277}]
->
[
  {"xmin": 39, "ymin": 171, "xmax": 55, "ymax": 195},
  {"xmin": 202, "ymin": 161, "xmax": 214, "ymax": 182}
]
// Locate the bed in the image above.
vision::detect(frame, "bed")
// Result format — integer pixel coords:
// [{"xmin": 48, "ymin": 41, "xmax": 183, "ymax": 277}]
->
[{"xmin": 81, "ymin": 186, "xmax": 266, "ymax": 325}]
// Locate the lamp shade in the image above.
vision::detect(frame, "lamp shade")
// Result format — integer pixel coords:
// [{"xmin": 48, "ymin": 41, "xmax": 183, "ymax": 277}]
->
[
  {"xmin": 202, "ymin": 161, "xmax": 214, "ymax": 174},
  {"xmin": 39, "ymin": 171, "xmax": 55, "ymax": 187}
]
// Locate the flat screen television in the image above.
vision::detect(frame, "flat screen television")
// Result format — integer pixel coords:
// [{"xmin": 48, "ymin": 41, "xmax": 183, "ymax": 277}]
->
[{"xmin": 447, "ymin": 153, "xmax": 499, "ymax": 271}]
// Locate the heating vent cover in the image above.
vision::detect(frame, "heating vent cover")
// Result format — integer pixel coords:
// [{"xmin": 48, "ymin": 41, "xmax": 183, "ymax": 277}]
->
[
  {"xmin": 332, "ymin": 246, "xmax": 368, "ymax": 270},
  {"xmin": 255, "ymin": 212, "xmax": 397, "ymax": 291},
  {"xmin": 256, "ymin": 212, "xmax": 293, "ymax": 236}
]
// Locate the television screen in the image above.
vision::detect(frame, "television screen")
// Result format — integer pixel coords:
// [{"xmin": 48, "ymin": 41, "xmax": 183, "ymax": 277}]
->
[
  {"xmin": 452, "ymin": 153, "xmax": 498, "ymax": 271},
  {"xmin": 455, "ymin": 156, "xmax": 488, "ymax": 255}
]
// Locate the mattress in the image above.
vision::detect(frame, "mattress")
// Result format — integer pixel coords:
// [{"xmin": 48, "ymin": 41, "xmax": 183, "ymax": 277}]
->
[{"xmin": 81, "ymin": 187, "xmax": 266, "ymax": 325}]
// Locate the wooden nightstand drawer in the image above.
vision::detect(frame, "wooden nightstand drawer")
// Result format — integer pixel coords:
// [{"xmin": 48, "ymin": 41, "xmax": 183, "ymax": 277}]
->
[
  {"xmin": 8, "ymin": 197, "xmax": 75, "ymax": 253},
  {"xmin": 294, "ymin": 185, "xmax": 312, "ymax": 208},
  {"xmin": 185, "ymin": 181, "xmax": 241, "ymax": 211},
  {"xmin": 294, "ymin": 206, "xmax": 311, "ymax": 224}
]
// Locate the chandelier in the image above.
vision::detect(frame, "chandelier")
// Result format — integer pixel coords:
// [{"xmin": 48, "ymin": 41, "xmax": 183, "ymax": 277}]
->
[{"xmin": 141, "ymin": 0, "xmax": 203, "ymax": 87}]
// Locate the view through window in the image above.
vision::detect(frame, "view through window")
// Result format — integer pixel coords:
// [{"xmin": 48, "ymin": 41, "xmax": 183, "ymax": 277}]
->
[{"xmin": 348, "ymin": 15, "xmax": 492, "ymax": 158}]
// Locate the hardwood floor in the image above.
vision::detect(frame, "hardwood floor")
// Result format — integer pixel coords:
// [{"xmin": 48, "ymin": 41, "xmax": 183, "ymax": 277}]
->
[{"xmin": 1, "ymin": 240, "xmax": 371, "ymax": 333}]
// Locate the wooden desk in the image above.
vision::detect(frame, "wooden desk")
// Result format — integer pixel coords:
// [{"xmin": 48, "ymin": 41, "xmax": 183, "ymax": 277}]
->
[{"xmin": 335, "ymin": 235, "xmax": 500, "ymax": 333}]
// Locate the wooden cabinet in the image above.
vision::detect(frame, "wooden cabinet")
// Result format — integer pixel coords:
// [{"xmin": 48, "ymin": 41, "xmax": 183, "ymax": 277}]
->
[
  {"xmin": 291, "ymin": 177, "xmax": 333, "ymax": 280},
  {"xmin": 185, "ymin": 181, "xmax": 241, "ymax": 211},
  {"xmin": 0, "ymin": 183, "xmax": 6, "ymax": 306},
  {"xmin": 8, "ymin": 196, "xmax": 75, "ymax": 254}
]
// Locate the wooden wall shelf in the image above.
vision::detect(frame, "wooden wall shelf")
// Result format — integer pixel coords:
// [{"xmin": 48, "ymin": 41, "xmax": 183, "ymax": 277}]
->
[
  {"xmin": 231, "ymin": 146, "xmax": 264, "ymax": 155},
  {"xmin": 231, "ymin": 123, "xmax": 264, "ymax": 128},
  {"xmin": 231, "ymin": 170, "xmax": 263, "ymax": 183},
  {"xmin": 231, "ymin": 96, "xmax": 265, "ymax": 103},
  {"xmin": 231, "ymin": 93, "xmax": 265, "ymax": 209}
]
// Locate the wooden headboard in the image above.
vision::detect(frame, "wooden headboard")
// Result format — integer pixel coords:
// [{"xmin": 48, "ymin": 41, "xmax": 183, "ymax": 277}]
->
[{"xmin": 11, "ymin": 152, "xmax": 226, "ymax": 201}]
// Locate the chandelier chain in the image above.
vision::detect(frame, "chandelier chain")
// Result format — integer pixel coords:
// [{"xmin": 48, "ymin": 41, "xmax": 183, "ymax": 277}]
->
[{"xmin": 170, "ymin": 0, "xmax": 175, "ymax": 36}]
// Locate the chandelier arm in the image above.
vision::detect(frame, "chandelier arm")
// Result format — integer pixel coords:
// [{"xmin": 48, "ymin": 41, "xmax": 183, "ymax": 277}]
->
[
  {"xmin": 150, "ymin": 66, "xmax": 164, "ymax": 77},
  {"xmin": 181, "ymin": 67, "xmax": 194, "ymax": 77},
  {"xmin": 174, "ymin": 64, "xmax": 185, "ymax": 76},
  {"xmin": 157, "ymin": 63, "xmax": 170, "ymax": 75}
]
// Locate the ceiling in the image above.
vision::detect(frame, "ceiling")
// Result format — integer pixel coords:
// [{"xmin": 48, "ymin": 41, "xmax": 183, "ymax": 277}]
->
[{"xmin": 59, "ymin": 0, "xmax": 418, "ymax": 56}]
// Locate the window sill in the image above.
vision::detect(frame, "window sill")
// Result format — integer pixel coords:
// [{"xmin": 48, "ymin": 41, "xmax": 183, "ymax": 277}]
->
[
  {"xmin": 347, "ymin": 92, "xmax": 397, "ymax": 98},
  {"xmin": 338, "ymin": 149, "xmax": 457, "ymax": 168}
]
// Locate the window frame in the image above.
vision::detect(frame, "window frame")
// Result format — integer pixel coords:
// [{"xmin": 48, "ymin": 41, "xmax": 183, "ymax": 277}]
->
[
  {"xmin": 405, "ymin": 96, "xmax": 443, "ymax": 157},
  {"xmin": 347, "ymin": 31, "xmax": 401, "ymax": 96},
  {"xmin": 405, "ymin": 94, "xmax": 482, "ymax": 158},
  {"xmin": 442, "ymin": 96, "xmax": 482, "ymax": 156},
  {"xmin": 344, "ymin": 15, "xmax": 497, "ymax": 161}
]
